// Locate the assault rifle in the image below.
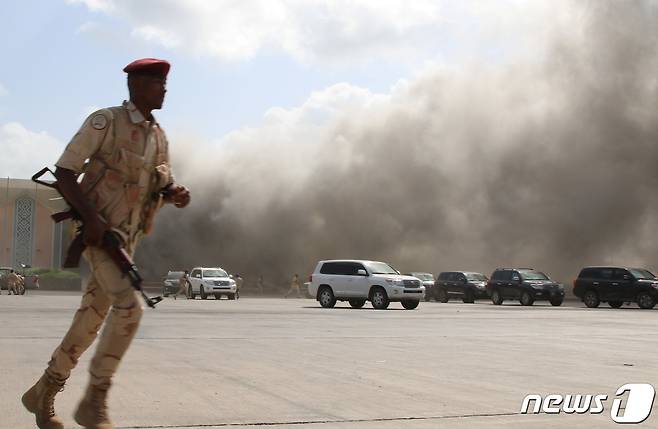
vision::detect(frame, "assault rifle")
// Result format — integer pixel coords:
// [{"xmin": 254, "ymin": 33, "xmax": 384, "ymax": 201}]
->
[{"xmin": 32, "ymin": 167, "xmax": 163, "ymax": 308}]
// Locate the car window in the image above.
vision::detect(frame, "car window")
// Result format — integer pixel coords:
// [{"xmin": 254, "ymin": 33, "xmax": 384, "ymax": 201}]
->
[
  {"xmin": 346, "ymin": 263, "xmax": 366, "ymax": 276},
  {"xmin": 600, "ymin": 269, "xmax": 613, "ymax": 279},
  {"xmin": 520, "ymin": 271, "xmax": 549, "ymax": 280},
  {"xmin": 613, "ymin": 269, "xmax": 631, "ymax": 280},
  {"xmin": 579, "ymin": 268, "xmax": 599, "ymax": 279},
  {"xmin": 167, "ymin": 271, "xmax": 184, "ymax": 279},
  {"xmin": 203, "ymin": 269, "xmax": 228, "ymax": 278},
  {"xmin": 320, "ymin": 262, "xmax": 342, "ymax": 275},
  {"xmin": 457, "ymin": 274, "xmax": 466, "ymax": 282},
  {"xmin": 466, "ymin": 273, "xmax": 487, "ymax": 281},
  {"xmin": 438, "ymin": 272, "xmax": 449, "ymax": 281},
  {"xmin": 191, "ymin": 270, "xmax": 201, "ymax": 278},
  {"xmin": 496, "ymin": 271, "xmax": 512, "ymax": 281},
  {"xmin": 629, "ymin": 268, "xmax": 656, "ymax": 280},
  {"xmin": 365, "ymin": 261, "xmax": 399, "ymax": 274}
]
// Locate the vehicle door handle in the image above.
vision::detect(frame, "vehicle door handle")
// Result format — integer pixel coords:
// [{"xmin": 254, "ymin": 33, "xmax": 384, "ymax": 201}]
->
[{"xmin": 593, "ymin": 282, "xmax": 599, "ymax": 285}]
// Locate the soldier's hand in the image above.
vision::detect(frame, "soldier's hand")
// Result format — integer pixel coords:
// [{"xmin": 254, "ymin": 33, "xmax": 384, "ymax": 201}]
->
[
  {"xmin": 83, "ymin": 218, "xmax": 107, "ymax": 247},
  {"xmin": 166, "ymin": 184, "xmax": 191, "ymax": 208}
]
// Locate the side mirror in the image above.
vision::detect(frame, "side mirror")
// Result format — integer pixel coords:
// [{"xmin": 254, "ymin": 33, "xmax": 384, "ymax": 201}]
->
[{"xmin": 357, "ymin": 269, "xmax": 368, "ymax": 276}]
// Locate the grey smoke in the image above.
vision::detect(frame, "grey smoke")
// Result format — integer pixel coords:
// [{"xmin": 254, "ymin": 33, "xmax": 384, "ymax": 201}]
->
[{"xmin": 137, "ymin": 1, "xmax": 658, "ymax": 291}]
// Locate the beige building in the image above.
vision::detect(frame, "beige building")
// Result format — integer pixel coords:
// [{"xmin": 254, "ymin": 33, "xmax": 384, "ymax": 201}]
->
[{"xmin": 0, "ymin": 178, "xmax": 71, "ymax": 269}]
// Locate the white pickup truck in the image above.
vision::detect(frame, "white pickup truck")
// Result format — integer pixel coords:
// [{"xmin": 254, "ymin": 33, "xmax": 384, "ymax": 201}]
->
[{"xmin": 308, "ymin": 260, "xmax": 425, "ymax": 309}]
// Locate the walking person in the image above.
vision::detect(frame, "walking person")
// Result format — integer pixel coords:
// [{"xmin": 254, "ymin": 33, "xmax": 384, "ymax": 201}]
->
[
  {"xmin": 174, "ymin": 270, "xmax": 190, "ymax": 299},
  {"xmin": 284, "ymin": 274, "xmax": 302, "ymax": 298}
]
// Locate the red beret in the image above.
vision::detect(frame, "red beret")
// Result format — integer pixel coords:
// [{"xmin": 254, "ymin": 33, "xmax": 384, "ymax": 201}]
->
[{"xmin": 123, "ymin": 58, "xmax": 170, "ymax": 77}]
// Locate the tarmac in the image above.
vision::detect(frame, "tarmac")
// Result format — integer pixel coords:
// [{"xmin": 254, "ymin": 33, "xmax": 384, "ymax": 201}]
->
[{"xmin": 1, "ymin": 292, "xmax": 657, "ymax": 428}]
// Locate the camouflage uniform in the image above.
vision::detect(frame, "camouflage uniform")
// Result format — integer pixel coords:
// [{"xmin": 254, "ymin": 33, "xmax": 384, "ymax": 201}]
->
[
  {"xmin": 235, "ymin": 275, "xmax": 243, "ymax": 299},
  {"xmin": 175, "ymin": 272, "xmax": 189, "ymax": 299},
  {"xmin": 7, "ymin": 272, "xmax": 20, "ymax": 295},
  {"xmin": 22, "ymin": 98, "xmax": 174, "ymax": 429},
  {"xmin": 284, "ymin": 274, "xmax": 301, "ymax": 298}
]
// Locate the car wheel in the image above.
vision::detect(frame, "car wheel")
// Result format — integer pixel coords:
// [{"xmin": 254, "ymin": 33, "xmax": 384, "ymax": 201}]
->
[
  {"xmin": 371, "ymin": 288, "xmax": 390, "ymax": 310},
  {"xmin": 636, "ymin": 292, "xmax": 656, "ymax": 309},
  {"xmin": 520, "ymin": 291, "xmax": 534, "ymax": 306},
  {"xmin": 401, "ymin": 299, "xmax": 419, "ymax": 310},
  {"xmin": 163, "ymin": 290, "xmax": 169, "ymax": 297},
  {"xmin": 550, "ymin": 297, "xmax": 564, "ymax": 306},
  {"xmin": 214, "ymin": 294, "xmax": 221, "ymax": 300},
  {"xmin": 436, "ymin": 287, "xmax": 449, "ymax": 303},
  {"xmin": 188, "ymin": 286, "xmax": 195, "ymax": 299},
  {"xmin": 491, "ymin": 289, "xmax": 503, "ymax": 305},
  {"xmin": 608, "ymin": 300, "xmax": 623, "ymax": 309},
  {"xmin": 228, "ymin": 294, "xmax": 236, "ymax": 300},
  {"xmin": 583, "ymin": 290, "xmax": 600, "ymax": 308},
  {"xmin": 349, "ymin": 299, "xmax": 366, "ymax": 308},
  {"xmin": 462, "ymin": 289, "xmax": 475, "ymax": 304},
  {"xmin": 200, "ymin": 286, "xmax": 208, "ymax": 300},
  {"xmin": 318, "ymin": 286, "xmax": 336, "ymax": 308}
]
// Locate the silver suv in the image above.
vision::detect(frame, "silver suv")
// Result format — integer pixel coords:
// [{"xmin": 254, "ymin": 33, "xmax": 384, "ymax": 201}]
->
[{"xmin": 308, "ymin": 260, "xmax": 425, "ymax": 309}]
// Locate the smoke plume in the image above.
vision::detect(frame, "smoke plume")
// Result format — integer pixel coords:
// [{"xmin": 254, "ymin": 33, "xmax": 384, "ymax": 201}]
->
[{"xmin": 137, "ymin": 1, "xmax": 658, "ymax": 291}]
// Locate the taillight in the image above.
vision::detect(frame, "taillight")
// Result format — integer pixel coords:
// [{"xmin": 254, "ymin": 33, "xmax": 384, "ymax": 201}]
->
[
  {"xmin": 308, "ymin": 274, "xmax": 313, "ymax": 282},
  {"xmin": 572, "ymin": 279, "xmax": 576, "ymax": 287}
]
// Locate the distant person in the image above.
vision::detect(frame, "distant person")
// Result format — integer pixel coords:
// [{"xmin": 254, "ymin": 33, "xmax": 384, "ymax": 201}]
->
[
  {"xmin": 7, "ymin": 270, "xmax": 20, "ymax": 295},
  {"xmin": 256, "ymin": 275, "xmax": 264, "ymax": 294},
  {"xmin": 175, "ymin": 270, "xmax": 190, "ymax": 299},
  {"xmin": 284, "ymin": 274, "xmax": 302, "ymax": 298},
  {"xmin": 234, "ymin": 274, "xmax": 243, "ymax": 299}
]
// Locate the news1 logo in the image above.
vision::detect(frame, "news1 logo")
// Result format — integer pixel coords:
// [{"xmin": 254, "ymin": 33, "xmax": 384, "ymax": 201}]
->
[{"xmin": 520, "ymin": 384, "xmax": 656, "ymax": 424}]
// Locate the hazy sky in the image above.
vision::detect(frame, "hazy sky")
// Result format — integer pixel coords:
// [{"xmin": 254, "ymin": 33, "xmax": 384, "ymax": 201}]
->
[{"xmin": 0, "ymin": 0, "xmax": 555, "ymax": 178}]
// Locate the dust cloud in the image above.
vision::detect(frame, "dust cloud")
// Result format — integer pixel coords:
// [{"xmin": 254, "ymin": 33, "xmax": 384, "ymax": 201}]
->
[{"xmin": 138, "ymin": 1, "xmax": 658, "ymax": 291}]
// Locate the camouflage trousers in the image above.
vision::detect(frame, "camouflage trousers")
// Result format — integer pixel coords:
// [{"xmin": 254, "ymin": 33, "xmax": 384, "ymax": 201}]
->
[{"xmin": 46, "ymin": 246, "xmax": 144, "ymax": 386}]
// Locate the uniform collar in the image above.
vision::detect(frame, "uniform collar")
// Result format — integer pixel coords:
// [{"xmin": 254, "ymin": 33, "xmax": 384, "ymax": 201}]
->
[{"xmin": 123, "ymin": 100, "xmax": 158, "ymax": 126}]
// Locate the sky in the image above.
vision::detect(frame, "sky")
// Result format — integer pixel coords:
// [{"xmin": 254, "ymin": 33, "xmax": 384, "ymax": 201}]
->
[
  {"xmin": 0, "ymin": 0, "xmax": 553, "ymax": 178},
  {"xmin": 4, "ymin": 1, "xmax": 657, "ymax": 284}
]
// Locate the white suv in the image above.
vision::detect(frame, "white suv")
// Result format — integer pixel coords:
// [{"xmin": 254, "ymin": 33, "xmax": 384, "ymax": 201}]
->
[
  {"xmin": 308, "ymin": 260, "xmax": 425, "ymax": 309},
  {"xmin": 188, "ymin": 267, "xmax": 237, "ymax": 300}
]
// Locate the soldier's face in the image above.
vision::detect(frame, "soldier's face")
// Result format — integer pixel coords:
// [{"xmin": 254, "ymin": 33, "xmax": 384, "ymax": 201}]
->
[
  {"xmin": 133, "ymin": 75, "xmax": 167, "ymax": 110},
  {"xmin": 145, "ymin": 76, "xmax": 167, "ymax": 109}
]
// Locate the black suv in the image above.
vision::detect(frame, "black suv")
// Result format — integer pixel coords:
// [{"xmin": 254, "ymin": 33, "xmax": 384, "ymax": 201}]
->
[
  {"xmin": 573, "ymin": 266, "xmax": 658, "ymax": 309},
  {"xmin": 486, "ymin": 268, "xmax": 564, "ymax": 306},
  {"xmin": 434, "ymin": 271, "xmax": 488, "ymax": 303}
]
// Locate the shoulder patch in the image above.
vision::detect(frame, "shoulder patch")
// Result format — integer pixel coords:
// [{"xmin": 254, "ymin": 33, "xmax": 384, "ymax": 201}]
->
[{"xmin": 90, "ymin": 113, "xmax": 108, "ymax": 130}]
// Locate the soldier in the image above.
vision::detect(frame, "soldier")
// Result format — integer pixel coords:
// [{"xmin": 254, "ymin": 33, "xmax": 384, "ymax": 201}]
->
[
  {"xmin": 234, "ymin": 274, "xmax": 243, "ymax": 299},
  {"xmin": 256, "ymin": 275, "xmax": 264, "ymax": 294},
  {"xmin": 21, "ymin": 58, "xmax": 190, "ymax": 429},
  {"xmin": 174, "ymin": 270, "xmax": 190, "ymax": 299},
  {"xmin": 284, "ymin": 273, "xmax": 302, "ymax": 298},
  {"xmin": 16, "ymin": 273, "xmax": 26, "ymax": 295},
  {"xmin": 7, "ymin": 269, "xmax": 20, "ymax": 295}
]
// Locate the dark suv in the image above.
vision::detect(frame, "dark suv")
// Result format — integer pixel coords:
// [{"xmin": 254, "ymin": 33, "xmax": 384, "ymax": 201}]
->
[
  {"xmin": 486, "ymin": 268, "xmax": 564, "ymax": 306},
  {"xmin": 435, "ymin": 271, "xmax": 488, "ymax": 303},
  {"xmin": 573, "ymin": 266, "xmax": 658, "ymax": 309}
]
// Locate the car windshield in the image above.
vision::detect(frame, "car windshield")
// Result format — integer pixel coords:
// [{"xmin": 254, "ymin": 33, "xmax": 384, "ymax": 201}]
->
[
  {"xmin": 413, "ymin": 273, "xmax": 434, "ymax": 281},
  {"xmin": 203, "ymin": 269, "xmax": 228, "ymax": 278},
  {"xmin": 630, "ymin": 269, "xmax": 656, "ymax": 280},
  {"xmin": 520, "ymin": 271, "xmax": 549, "ymax": 280},
  {"xmin": 166, "ymin": 272, "xmax": 184, "ymax": 279},
  {"xmin": 466, "ymin": 273, "xmax": 487, "ymax": 281},
  {"xmin": 367, "ymin": 262, "xmax": 399, "ymax": 275}
]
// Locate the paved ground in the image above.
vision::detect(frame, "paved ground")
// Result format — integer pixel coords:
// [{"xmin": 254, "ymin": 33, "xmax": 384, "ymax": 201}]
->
[{"xmin": 1, "ymin": 292, "xmax": 657, "ymax": 429}]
